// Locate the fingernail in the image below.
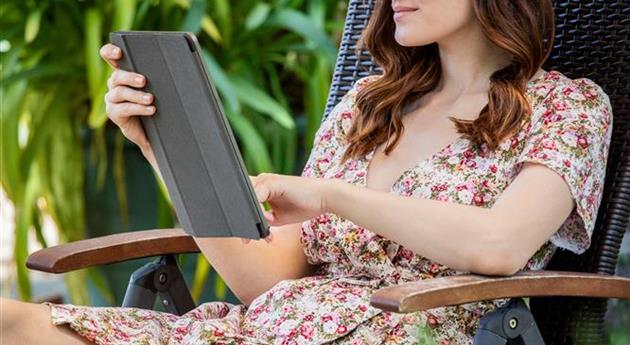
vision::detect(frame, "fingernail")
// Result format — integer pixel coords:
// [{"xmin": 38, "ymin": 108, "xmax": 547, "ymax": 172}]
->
[
  {"xmin": 146, "ymin": 106, "xmax": 154, "ymax": 113},
  {"xmin": 143, "ymin": 95, "xmax": 151, "ymax": 103},
  {"xmin": 112, "ymin": 47, "xmax": 120, "ymax": 55},
  {"xmin": 135, "ymin": 76, "xmax": 144, "ymax": 84}
]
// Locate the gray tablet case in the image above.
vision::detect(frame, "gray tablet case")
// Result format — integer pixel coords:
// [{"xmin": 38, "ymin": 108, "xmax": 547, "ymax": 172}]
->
[{"xmin": 110, "ymin": 31, "xmax": 270, "ymax": 239}]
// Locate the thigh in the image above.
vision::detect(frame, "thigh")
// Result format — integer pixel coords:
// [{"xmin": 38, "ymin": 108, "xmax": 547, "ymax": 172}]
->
[{"xmin": 0, "ymin": 298, "xmax": 91, "ymax": 345}]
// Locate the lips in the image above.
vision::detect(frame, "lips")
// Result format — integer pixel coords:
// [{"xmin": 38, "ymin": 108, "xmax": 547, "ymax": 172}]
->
[
  {"xmin": 392, "ymin": 5, "xmax": 418, "ymax": 20},
  {"xmin": 392, "ymin": 6, "xmax": 418, "ymax": 13}
]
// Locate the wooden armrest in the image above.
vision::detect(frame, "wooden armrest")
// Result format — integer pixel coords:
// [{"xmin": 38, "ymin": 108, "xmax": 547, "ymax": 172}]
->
[
  {"xmin": 26, "ymin": 228, "xmax": 199, "ymax": 273},
  {"xmin": 370, "ymin": 270, "xmax": 630, "ymax": 313}
]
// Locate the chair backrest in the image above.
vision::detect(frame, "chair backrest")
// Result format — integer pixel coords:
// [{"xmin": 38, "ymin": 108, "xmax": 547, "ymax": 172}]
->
[{"xmin": 323, "ymin": 1, "xmax": 630, "ymax": 344}]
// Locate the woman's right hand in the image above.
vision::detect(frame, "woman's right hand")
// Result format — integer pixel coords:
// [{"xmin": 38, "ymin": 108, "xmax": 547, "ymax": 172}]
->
[{"xmin": 100, "ymin": 43, "xmax": 159, "ymax": 170}]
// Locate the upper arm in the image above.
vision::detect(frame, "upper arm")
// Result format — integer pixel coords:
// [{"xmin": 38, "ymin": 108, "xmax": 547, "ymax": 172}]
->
[
  {"xmin": 489, "ymin": 78, "xmax": 613, "ymax": 271},
  {"xmin": 265, "ymin": 222, "xmax": 319, "ymax": 279},
  {"xmin": 490, "ymin": 162, "xmax": 576, "ymax": 268}
]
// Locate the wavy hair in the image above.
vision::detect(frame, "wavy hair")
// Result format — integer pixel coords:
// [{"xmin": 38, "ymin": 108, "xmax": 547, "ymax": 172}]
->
[{"xmin": 340, "ymin": 0, "xmax": 555, "ymax": 163}]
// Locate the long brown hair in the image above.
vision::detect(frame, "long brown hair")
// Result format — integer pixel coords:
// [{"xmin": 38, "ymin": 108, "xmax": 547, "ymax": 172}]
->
[{"xmin": 340, "ymin": 0, "xmax": 555, "ymax": 163}]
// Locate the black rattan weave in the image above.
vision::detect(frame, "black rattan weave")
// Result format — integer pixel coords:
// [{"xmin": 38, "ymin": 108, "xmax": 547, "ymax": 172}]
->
[{"xmin": 322, "ymin": 1, "xmax": 630, "ymax": 344}]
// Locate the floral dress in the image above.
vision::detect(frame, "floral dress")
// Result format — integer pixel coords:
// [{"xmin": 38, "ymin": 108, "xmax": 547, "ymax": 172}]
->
[{"xmin": 44, "ymin": 70, "xmax": 613, "ymax": 345}]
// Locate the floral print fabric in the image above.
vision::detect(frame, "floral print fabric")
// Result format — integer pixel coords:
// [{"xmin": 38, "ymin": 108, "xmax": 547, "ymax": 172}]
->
[{"xmin": 45, "ymin": 70, "xmax": 612, "ymax": 344}]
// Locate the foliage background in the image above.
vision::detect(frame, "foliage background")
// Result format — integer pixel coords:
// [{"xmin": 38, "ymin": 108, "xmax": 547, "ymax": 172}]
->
[
  {"xmin": 1, "ymin": 0, "xmax": 347, "ymax": 305},
  {"xmin": 0, "ymin": 0, "xmax": 627, "ymax": 343}
]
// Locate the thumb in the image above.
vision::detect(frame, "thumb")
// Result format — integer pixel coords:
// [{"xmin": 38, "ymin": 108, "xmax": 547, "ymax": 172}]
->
[{"xmin": 252, "ymin": 179, "xmax": 271, "ymax": 204}]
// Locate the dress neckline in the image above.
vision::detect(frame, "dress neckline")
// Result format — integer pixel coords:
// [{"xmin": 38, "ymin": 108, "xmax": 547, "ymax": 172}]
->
[{"xmin": 360, "ymin": 69, "xmax": 553, "ymax": 193}]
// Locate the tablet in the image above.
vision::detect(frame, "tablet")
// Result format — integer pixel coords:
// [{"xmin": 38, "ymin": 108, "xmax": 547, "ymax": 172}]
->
[{"xmin": 109, "ymin": 31, "xmax": 270, "ymax": 239}]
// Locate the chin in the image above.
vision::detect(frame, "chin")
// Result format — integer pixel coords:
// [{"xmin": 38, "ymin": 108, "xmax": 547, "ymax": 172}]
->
[{"xmin": 394, "ymin": 28, "xmax": 434, "ymax": 47}]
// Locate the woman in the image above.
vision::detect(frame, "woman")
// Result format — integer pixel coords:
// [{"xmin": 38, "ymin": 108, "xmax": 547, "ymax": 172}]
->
[{"xmin": 0, "ymin": 0, "xmax": 613, "ymax": 344}]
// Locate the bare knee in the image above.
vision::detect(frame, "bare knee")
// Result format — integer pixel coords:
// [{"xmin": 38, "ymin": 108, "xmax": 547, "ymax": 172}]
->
[
  {"xmin": 0, "ymin": 297, "xmax": 91, "ymax": 345},
  {"xmin": 0, "ymin": 298, "xmax": 27, "ymax": 342}
]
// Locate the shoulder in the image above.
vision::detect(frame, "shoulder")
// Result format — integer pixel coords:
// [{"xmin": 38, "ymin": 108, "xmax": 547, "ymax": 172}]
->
[
  {"xmin": 531, "ymin": 71, "xmax": 612, "ymax": 122},
  {"xmin": 354, "ymin": 74, "xmax": 383, "ymax": 91},
  {"xmin": 525, "ymin": 71, "xmax": 613, "ymax": 140},
  {"xmin": 342, "ymin": 74, "xmax": 383, "ymax": 102},
  {"xmin": 326, "ymin": 74, "xmax": 383, "ymax": 138}
]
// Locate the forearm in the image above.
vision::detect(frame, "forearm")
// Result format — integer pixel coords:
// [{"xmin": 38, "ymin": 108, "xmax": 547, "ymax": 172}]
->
[
  {"xmin": 193, "ymin": 223, "xmax": 316, "ymax": 305},
  {"xmin": 325, "ymin": 180, "xmax": 510, "ymax": 274}
]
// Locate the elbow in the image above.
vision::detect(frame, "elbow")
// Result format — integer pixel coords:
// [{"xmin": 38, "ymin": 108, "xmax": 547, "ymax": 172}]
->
[
  {"xmin": 466, "ymin": 247, "xmax": 525, "ymax": 276},
  {"xmin": 465, "ymin": 216, "xmax": 527, "ymax": 276},
  {"xmin": 237, "ymin": 292, "xmax": 259, "ymax": 307}
]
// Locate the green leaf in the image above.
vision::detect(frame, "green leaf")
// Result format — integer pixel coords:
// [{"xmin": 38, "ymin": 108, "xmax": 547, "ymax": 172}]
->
[
  {"xmin": 245, "ymin": 3, "xmax": 271, "ymax": 31},
  {"xmin": 230, "ymin": 75, "xmax": 295, "ymax": 130},
  {"xmin": 85, "ymin": 8, "xmax": 104, "ymax": 98},
  {"xmin": 224, "ymin": 107, "xmax": 273, "ymax": 173},
  {"xmin": 303, "ymin": 55, "xmax": 330, "ymax": 151},
  {"xmin": 41, "ymin": 110, "xmax": 85, "ymax": 243},
  {"xmin": 212, "ymin": 0, "xmax": 232, "ymax": 46},
  {"xmin": 87, "ymin": 268, "xmax": 115, "ymax": 305},
  {"xmin": 14, "ymin": 163, "xmax": 41, "ymax": 300},
  {"xmin": 113, "ymin": 132, "xmax": 129, "ymax": 229},
  {"xmin": 24, "ymin": 9, "xmax": 42, "ymax": 43},
  {"xmin": 213, "ymin": 272, "xmax": 227, "ymax": 300},
  {"xmin": 19, "ymin": 90, "xmax": 58, "ymax": 178},
  {"xmin": 87, "ymin": 82, "xmax": 109, "ymax": 128},
  {"xmin": 2, "ymin": 65, "xmax": 82, "ymax": 86},
  {"xmin": 32, "ymin": 211, "xmax": 48, "ymax": 249},
  {"xmin": 282, "ymin": 127, "xmax": 296, "ymax": 174},
  {"xmin": 201, "ymin": 15, "xmax": 223, "ymax": 43},
  {"xmin": 113, "ymin": 0, "xmax": 137, "ymax": 31},
  {"xmin": 266, "ymin": 8, "xmax": 337, "ymax": 63},
  {"xmin": 156, "ymin": 180, "xmax": 175, "ymax": 228},
  {"xmin": 65, "ymin": 270, "xmax": 89, "ymax": 305},
  {"xmin": 190, "ymin": 255, "xmax": 210, "ymax": 303},
  {"xmin": 180, "ymin": 0, "xmax": 206, "ymax": 33},
  {"xmin": 89, "ymin": 127, "xmax": 108, "ymax": 191},
  {"xmin": 0, "ymin": 81, "xmax": 28, "ymax": 202},
  {"xmin": 200, "ymin": 49, "xmax": 239, "ymax": 113},
  {"xmin": 307, "ymin": 0, "xmax": 326, "ymax": 28}
]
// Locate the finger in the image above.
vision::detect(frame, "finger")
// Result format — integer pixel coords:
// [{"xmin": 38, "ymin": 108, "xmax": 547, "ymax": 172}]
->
[
  {"xmin": 263, "ymin": 210, "xmax": 274, "ymax": 223},
  {"xmin": 107, "ymin": 86, "xmax": 153, "ymax": 105},
  {"xmin": 264, "ymin": 232, "xmax": 273, "ymax": 243},
  {"xmin": 252, "ymin": 173, "xmax": 275, "ymax": 203},
  {"xmin": 249, "ymin": 175, "xmax": 258, "ymax": 188},
  {"xmin": 118, "ymin": 117, "xmax": 150, "ymax": 150},
  {"xmin": 107, "ymin": 102, "xmax": 155, "ymax": 123},
  {"xmin": 100, "ymin": 44, "xmax": 122, "ymax": 68},
  {"xmin": 109, "ymin": 69, "xmax": 147, "ymax": 88},
  {"xmin": 253, "ymin": 179, "xmax": 270, "ymax": 203}
]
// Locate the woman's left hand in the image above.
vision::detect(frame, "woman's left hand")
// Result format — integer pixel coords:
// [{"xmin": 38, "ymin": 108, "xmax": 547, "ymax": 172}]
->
[{"xmin": 249, "ymin": 173, "xmax": 338, "ymax": 227}]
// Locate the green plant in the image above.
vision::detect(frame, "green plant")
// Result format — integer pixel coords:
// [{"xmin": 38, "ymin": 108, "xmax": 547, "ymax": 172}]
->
[{"xmin": 1, "ymin": 0, "xmax": 347, "ymax": 304}]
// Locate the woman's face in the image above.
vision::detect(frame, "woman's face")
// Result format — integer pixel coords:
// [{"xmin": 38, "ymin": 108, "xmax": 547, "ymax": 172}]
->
[{"xmin": 392, "ymin": 0, "xmax": 478, "ymax": 47}]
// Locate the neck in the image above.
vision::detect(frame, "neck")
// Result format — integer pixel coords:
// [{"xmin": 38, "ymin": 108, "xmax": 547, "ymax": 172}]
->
[{"xmin": 435, "ymin": 21, "xmax": 510, "ymax": 95}]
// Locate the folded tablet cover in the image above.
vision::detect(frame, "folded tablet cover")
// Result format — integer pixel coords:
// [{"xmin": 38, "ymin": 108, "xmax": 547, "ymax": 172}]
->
[{"xmin": 110, "ymin": 31, "xmax": 269, "ymax": 239}]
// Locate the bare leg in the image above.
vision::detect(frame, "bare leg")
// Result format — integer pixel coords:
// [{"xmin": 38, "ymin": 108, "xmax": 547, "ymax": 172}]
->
[{"xmin": 0, "ymin": 297, "xmax": 92, "ymax": 345}]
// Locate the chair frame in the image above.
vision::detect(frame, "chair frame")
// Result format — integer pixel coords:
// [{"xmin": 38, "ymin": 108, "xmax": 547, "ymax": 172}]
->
[{"xmin": 27, "ymin": 1, "xmax": 630, "ymax": 344}]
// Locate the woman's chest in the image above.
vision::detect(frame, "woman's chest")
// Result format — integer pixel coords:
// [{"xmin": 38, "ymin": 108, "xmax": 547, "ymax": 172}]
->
[
  {"xmin": 325, "ymin": 132, "xmax": 526, "ymax": 207},
  {"xmin": 309, "ymin": 133, "xmax": 529, "ymax": 277}
]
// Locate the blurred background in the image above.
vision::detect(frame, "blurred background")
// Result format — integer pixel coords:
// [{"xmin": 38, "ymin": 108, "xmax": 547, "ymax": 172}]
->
[{"xmin": 0, "ymin": 0, "xmax": 627, "ymax": 344}]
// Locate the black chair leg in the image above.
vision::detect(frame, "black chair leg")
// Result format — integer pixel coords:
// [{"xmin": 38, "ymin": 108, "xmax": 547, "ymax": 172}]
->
[
  {"xmin": 122, "ymin": 254, "xmax": 196, "ymax": 315},
  {"xmin": 473, "ymin": 298, "xmax": 545, "ymax": 345}
]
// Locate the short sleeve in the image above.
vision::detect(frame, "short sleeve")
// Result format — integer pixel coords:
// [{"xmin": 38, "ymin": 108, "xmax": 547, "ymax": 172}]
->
[
  {"xmin": 516, "ymin": 78, "xmax": 613, "ymax": 254},
  {"xmin": 300, "ymin": 75, "xmax": 381, "ymax": 179}
]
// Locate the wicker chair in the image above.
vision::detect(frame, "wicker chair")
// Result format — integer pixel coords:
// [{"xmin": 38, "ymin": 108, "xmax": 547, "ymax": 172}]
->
[{"xmin": 27, "ymin": 0, "xmax": 630, "ymax": 344}]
